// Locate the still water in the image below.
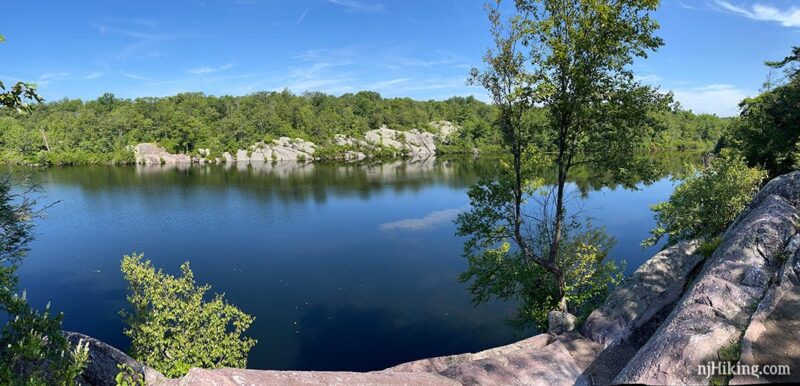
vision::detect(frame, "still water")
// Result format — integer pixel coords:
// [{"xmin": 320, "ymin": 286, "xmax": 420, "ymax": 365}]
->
[{"xmin": 7, "ymin": 155, "xmax": 690, "ymax": 371}]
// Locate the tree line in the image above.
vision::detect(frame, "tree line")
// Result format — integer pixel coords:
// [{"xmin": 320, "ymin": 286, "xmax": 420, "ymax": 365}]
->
[{"xmin": 0, "ymin": 89, "xmax": 728, "ymax": 165}]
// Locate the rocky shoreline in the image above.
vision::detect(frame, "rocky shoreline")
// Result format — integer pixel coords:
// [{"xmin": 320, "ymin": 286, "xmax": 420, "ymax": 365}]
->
[
  {"xmin": 134, "ymin": 121, "xmax": 456, "ymax": 166},
  {"xmin": 70, "ymin": 171, "xmax": 800, "ymax": 385}
]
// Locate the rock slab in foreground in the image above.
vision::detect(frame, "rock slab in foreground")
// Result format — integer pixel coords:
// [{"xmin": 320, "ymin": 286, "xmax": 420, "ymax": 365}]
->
[
  {"xmin": 614, "ymin": 173, "xmax": 800, "ymax": 385},
  {"xmin": 730, "ymin": 234, "xmax": 800, "ymax": 384},
  {"xmin": 156, "ymin": 368, "xmax": 459, "ymax": 386}
]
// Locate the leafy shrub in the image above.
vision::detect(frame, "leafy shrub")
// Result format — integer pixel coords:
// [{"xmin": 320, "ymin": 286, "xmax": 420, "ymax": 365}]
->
[
  {"xmin": 120, "ymin": 254, "xmax": 256, "ymax": 378},
  {"xmin": 644, "ymin": 150, "xmax": 766, "ymax": 247},
  {"xmin": 0, "ymin": 291, "xmax": 89, "ymax": 385},
  {"xmin": 115, "ymin": 363, "xmax": 145, "ymax": 386}
]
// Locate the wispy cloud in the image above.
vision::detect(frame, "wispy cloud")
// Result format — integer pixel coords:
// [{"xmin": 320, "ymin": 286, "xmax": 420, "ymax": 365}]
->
[
  {"xmin": 386, "ymin": 50, "xmax": 471, "ymax": 70},
  {"xmin": 380, "ymin": 208, "xmax": 464, "ymax": 231},
  {"xmin": 91, "ymin": 23, "xmax": 193, "ymax": 40},
  {"xmin": 297, "ymin": 7, "xmax": 310, "ymax": 25},
  {"xmin": 186, "ymin": 63, "xmax": 235, "ymax": 75},
  {"xmin": 121, "ymin": 71, "xmax": 153, "ymax": 81},
  {"xmin": 84, "ymin": 72, "xmax": 103, "ymax": 80},
  {"xmin": 287, "ymin": 65, "xmax": 354, "ymax": 92},
  {"xmin": 367, "ymin": 78, "xmax": 411, "ymax": 90},
  {"xmin": 671, "ymin": 84, "xmax": 751, "ymax": 117},
  {"xmin": 715, "ymin": 1, "xmax": 800, "ymax": 27},
  {"xmin": 635, "ymin": 74, "xmax": 662, "ymax": 85},
  {"xmin": 678, "ymin": 2, "xmax": 695, "ymax": 10},
  {"xmin": 327, "ymin": 0, "xmax": 385, "ymax": 13},
  {"xmin": 35, "ymin": 72, "xmax": 69, "ymax": 86}
]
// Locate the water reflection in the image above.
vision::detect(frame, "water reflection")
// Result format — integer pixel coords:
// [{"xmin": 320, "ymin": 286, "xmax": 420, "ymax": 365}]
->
[
  {"xmin": 3, "ymin": 153, "xmax": 698, "ymax": 371},
  {"xmin": 11, "ymin": 152, "xmax": 699, "ymax": 201}
]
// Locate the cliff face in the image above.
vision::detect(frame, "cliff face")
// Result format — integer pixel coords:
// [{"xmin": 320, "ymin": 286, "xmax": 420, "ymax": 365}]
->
[
  {"xmin": 73, "ymin": 171, "xmax": 800, "ymax": 385},
  {"xmin": 133, "ymin": 123, "xmax": 450, "ymax": 165}
]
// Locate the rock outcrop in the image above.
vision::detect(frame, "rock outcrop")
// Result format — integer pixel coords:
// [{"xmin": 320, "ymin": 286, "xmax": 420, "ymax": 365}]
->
[
  {"xmin": 731, "ymin": 234, "xmax": 800, "ymax": 384},
  {"xmin": 235, "ymin": 137, "xmax": 317, "ymax": 162},
  {"xmin": 614, "ymin": 173, "xmax": 800, "ymax": 385},
  {"xmin": 133, "ymin": 143, "xmax": 191, "ymax": 165},
  {"xmin": 364, "ymin": 125, "xmax": 437, "ymax": 155},
  {"xmin": 133, "ymin": 121, "xmax": 455, "ymax": 165},
  {"xmin": 430, "ymin": 120, "xmax": 458, "ymax": 138}
]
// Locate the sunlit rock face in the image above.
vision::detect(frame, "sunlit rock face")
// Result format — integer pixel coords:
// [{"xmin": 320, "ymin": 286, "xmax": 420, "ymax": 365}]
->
[
  {"xmin": 133, "ymin": 143, "xmax": 191, "ymax": 165},
  {"xmin": 135, "ymin": 120, "xmax": 457, "ymax": 166},
  {"xmin": 364, "ymin": 125, "xmax": 437, "ymax": 155},
  {"xmin": 582, "ymin": 240, "xmax": 702, "ymax": 348},
  {"xmin": 615, "ymin": 171, "xmax": 800, "ymax": 385}
]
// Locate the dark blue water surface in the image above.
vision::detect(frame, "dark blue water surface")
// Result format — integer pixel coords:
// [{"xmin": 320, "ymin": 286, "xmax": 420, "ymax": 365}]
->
[{"xmin": 6, "ymin": 155, "xmax": 687, "ymax": 371}]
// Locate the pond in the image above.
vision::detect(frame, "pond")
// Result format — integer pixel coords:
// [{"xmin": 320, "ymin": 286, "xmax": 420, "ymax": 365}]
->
[{"xmin": 6, "ymin": 154, "xmax": 694, "ymax": 371}]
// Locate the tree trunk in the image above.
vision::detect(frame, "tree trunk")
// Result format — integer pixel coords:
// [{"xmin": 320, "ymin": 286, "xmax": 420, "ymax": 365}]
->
[
  {"xmin": 555, "ymin": 270, "xmax": 567, "ymax": 312},
  {"xmin": 550, "ymin": 146, "xmax": 569, "ymax": 311},
  {"xmin": 40, "ymin": 129, "xmax": 51, "ymax": 153}
]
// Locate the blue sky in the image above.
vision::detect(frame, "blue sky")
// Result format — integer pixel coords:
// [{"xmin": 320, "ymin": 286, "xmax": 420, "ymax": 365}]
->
[{"xmin": 1, "ymin": 0, "xmax": 797, "ymax": 116}]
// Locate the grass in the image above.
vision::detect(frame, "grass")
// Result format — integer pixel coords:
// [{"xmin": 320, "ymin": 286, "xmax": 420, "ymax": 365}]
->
[
  {"xmin": 698, "ymin": 236, "xmax": 723, "ymax": 258},
  {"xmin": 709, "ymin": 339, "xmax": 743, "ymax": 386},
  {"xmin": 775, "ymin": 250, "xmax": 789, "ymax": 264}
]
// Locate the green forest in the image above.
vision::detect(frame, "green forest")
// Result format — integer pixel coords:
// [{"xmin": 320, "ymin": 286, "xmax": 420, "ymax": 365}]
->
[{"xmin": 0, "ymin": 89, "xmax": 728, "ymax": 165}]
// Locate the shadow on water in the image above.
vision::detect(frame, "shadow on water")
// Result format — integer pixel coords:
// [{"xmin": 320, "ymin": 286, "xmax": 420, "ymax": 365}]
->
[{"xmin": 293, "ymin": 303, "xmax": 527, "ymax": 371}]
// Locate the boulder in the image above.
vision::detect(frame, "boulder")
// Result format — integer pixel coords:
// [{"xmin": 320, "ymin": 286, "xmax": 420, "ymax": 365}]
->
[
  {"xmin": 133, "ymin": 143, "xmax": 192, "ymax": 165},
  {"xmin": 333, "ymin": 134, "xmax": 365, "ymax": 148},
  {"xmin": 222, "ymin": 152, "xmax": 234, "ymax": 163},
  {"xmin": 235, "ymin": 149, "xmax": 249, "ymax": 163},
  {"xmin": 64, "ymin": 332, "xmax": 165, "ymax": 386},
  {"xmin": 548, "ymin": 311, "xmax": 577, "ymax": 335},
  {"xmin": 430, "ymin": 121, "xmax": 458, "ymax": 138},
  {"xmin": 582, "ymin": 240, "xmax": 703, "ymax": 348}
]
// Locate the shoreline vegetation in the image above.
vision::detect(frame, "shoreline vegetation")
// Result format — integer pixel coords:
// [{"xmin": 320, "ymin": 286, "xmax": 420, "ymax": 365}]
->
[{"xmin": 0, "ymin": 90, "xmax": 729, "ymax": 166}]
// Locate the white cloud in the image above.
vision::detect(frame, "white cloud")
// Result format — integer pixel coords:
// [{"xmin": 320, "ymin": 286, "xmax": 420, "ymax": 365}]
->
[
  {"xmin": 186, "ymin": 63, "xmax": 235, "ymax": 75},
  {"xmin": 84, "ymin": 72, "xmax": 103, "ymax": 80},
  {"xmin": 671, "ymin": 84, "xmax": 751, "ymax": 117},
  {"xmin": 380, "ymin": 208, "xmax": 464, "ymax": 231},
  {"xmin": 327, "ymin": 0, "xmax": 385, "ymax": 13},
  {"xmin": 716, "ymin": 1, "xmax": 800, "ymax": 27}
]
